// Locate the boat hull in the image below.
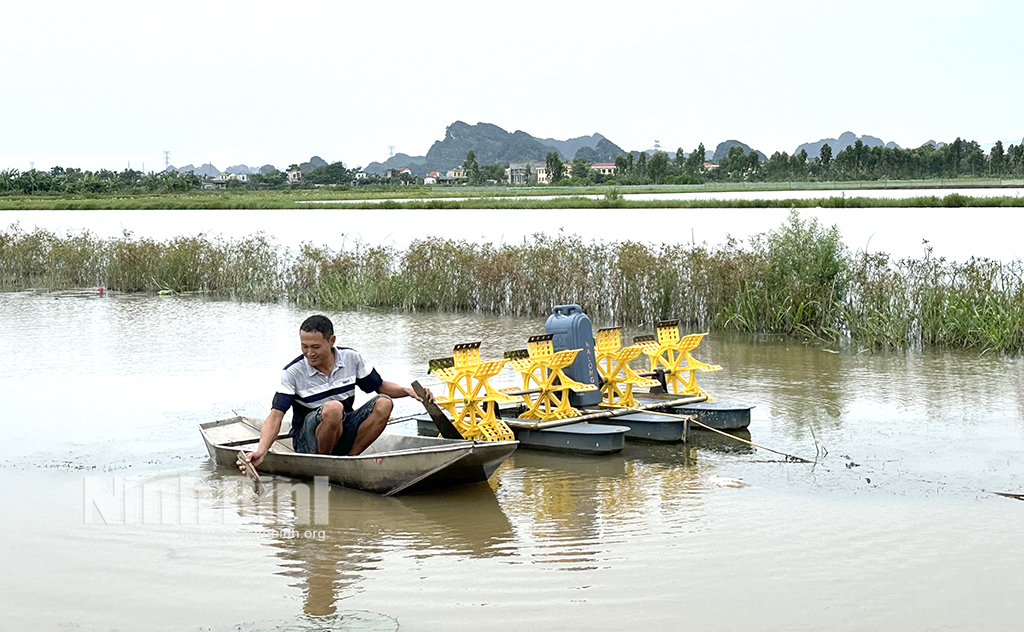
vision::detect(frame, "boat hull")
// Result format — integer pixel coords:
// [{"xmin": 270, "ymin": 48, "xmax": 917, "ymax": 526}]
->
[
  {"xmin": 416, "ymin": 415, "xmax": 627, "ymax": 455},
  {"xmin": 635, "ymin": 397, "xmax": 754, "ymax": 430},
  {"xmin": 595, "ymin": 410, "xmax": 690, "ymax": 442},
  {"xmin": 200, "ymin": 417, "xmax": 517, "ymax": 496}
]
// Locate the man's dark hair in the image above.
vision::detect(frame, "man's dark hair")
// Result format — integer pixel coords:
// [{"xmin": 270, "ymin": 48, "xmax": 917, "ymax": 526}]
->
[{"xmin": 300, "ymin": 315, "xmax": 334, "ymax": 339}]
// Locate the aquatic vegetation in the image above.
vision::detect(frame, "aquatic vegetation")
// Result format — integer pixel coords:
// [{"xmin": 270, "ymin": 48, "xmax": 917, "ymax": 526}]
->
[{"xmin": 2, "ymin": 212, "xmax": 1022, "ymax": 353}]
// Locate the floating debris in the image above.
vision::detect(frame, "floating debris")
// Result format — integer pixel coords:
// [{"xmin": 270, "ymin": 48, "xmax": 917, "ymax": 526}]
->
[{"xmin": 708, "ymin": 475, "xmax": 749, "ymax": 488}]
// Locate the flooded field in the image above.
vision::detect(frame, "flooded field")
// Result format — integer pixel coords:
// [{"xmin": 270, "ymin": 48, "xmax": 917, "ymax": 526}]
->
[
  {"xmin": 4, "ymin": 193, "xmax": 1024, "ymax": 262},
  {"xmin": 1, "ymin": 291, "xmax": 1022, "ymax": 631}
]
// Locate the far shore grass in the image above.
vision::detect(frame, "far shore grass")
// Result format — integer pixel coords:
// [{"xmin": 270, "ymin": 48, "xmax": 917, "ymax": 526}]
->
[
  {"xmin": 1, "ymin": 178, "xmax": 1022, "ymax": 210},
  {"xmin": 3, "ymin": 211, "xmax": 1022, "ymax": 354}
]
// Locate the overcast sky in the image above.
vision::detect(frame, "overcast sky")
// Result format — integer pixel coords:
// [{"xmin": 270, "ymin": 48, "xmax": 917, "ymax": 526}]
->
[{"xmin": 2, "ymin": 0, "xmax": 1021, "ymax": 173}]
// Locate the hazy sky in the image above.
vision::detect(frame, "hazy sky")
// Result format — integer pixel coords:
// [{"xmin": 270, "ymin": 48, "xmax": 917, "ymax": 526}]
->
[{"xmin": 2, "ymin": 0, "xmax": 1021, "ymax": 172}]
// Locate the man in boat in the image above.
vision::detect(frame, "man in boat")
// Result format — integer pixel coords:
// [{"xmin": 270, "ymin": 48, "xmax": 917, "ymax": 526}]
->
[{"xmin": 242, "ymin": 314, "xmax": 431, "ymax": 468}]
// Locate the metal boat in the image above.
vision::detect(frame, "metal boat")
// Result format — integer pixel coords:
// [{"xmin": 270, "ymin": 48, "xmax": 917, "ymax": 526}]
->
[{"xmin": 200, "ymin": 416, "xmax": 517, "ymax": 496}]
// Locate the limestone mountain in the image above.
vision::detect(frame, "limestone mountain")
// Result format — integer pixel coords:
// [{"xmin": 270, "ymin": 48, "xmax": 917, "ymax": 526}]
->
[
  {"xmin": 364, "ymin": 121, "xmax": 628, "ymax": 176},
  {"xmin": 712, "ymin": 140, "xmax": 767, "ymax": 163},
  {"xmin": 363, "ymin": 153, "xmax": 428, "ymax": 176},
  {"xmin": 538, "ymin": 133, "xmax": 623, "ymax": 161},
  {"xmin": 422, "ymin": 121, "xmax": 554, "ymax": 172},
  {"xmin": 173, "ymin": 163, "xmax": 220, "ymax": 176},
  {"xmin": 299, "ymin": 156, "xmax": 329, "ymax": 173},
  {"xmin": 795, "ymin": 132, "xmax": 894, "ymax": 160},
  {"xmin": 573, "ymin": 138, "xmax": 626, "ymax": 162}
]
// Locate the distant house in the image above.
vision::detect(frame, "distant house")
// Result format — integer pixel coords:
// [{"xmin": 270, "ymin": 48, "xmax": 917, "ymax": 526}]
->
[
  {"xmin": 424, "ymin": 170, "xmax": 439, "ymax": 185},
  {"xmin": 703, "ymin": 162, "xmax": 719, "ymax": 171},
  {"xmin": 591, "ymin": 163, "xmax": 617, "ymax": 176},
  {"xmin": 287, "ymin": 166, "xmax": 303, "ymax": 183},
  {"xmin": 507, "ymin": 160, "xmax": 545, "ymax": 185},
  {"xmin": 385, "ymin": 167, "xmax": 414, "ymax": 179},
  {"xmin": 355, "ymin": 171, "xmax": 368, "ymax": 180},
  {"xmin": 383, "ymin": 167, "xmax": 416, "ymax": 185},
  {"xmin": 536, "ymin": 161, "xmax": 573, "ymax": 185},
  {"xmin": 448, "ymin": 166, "xmax": 467, "ymax": 180}
]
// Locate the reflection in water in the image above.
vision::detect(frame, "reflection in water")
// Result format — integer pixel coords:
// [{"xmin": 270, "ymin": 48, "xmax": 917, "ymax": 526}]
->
[
  {"xmin": 230, "ymin": 479, "xmax": 515, "ymax": 616},
  {"xmin": 493, "ymin": 443, "xmax": 714, "ymax": 570}
]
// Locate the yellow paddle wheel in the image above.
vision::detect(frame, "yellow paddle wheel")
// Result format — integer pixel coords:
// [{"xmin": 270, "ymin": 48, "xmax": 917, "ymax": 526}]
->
[
  {"xmin": 504, "ymin": 334, "xmax": 598, "ymax": 421},
  {"xmin": 431, "ymin": 342, "xmax": 519, "ymax": 442},
  {"xmin": 594, "ymin": 327, "xmax": 662, "ymax": 407},
  {"xmin": 632, "ymin": 320, "xmax": 722, "ymax": 399}
]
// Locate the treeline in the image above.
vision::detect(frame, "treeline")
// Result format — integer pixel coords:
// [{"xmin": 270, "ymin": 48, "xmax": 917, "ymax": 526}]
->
[
  {"xmin": 0, "ymin": 167, "xmax": 198, "ymax": 195},
  {"xmin": 520, "ymin": 138, "xmax": 1024, "ymax": 186},
  {"xmin": 674, "ymin": 138, "xmax": 1024, "ymax": 184},
  {"xmin": 3, "ymin": 137, "xmax": 1022, "ymax": 196},
  {"xmin": 0, "ymin": 161, "xmax": 366, "ymax": 196},
  {"xmin": 3, "ymin": 213, "xmax": 1021, "ymax": 353}
]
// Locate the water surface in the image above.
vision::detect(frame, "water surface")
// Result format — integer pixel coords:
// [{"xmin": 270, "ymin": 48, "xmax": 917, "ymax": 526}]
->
[
  {"xmin": 1, "ymin": 292, "xmax": 1022, "ymax": 631},
  {"xmin": 4, "ymin": 191, "xmax": 1024, "ymax": 262}
]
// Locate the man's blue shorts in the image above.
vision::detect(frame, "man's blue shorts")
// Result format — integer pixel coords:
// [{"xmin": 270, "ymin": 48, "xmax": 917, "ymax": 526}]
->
[{"xmin": 294, "ymin": 395, "xmax": 387, "ymax": 456}]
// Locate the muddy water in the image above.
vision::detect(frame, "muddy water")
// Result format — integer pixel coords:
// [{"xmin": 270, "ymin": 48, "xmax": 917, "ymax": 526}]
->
[{"xmin": 1, "ymin": 292, "xmax": 1022, "ymax": 631}]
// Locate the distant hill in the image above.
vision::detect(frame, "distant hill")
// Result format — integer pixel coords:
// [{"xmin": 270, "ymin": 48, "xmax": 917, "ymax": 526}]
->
[
  {"xmin": 795, "ymin": 132, "xmax": 895, "ymax": 160},
  {"xmin": 364, "ymin": 122, "xmax": 628, "ymax": 176},
  {"xmin": 299, "ymin": 156, "xmax": 328, "ymax": 173},
  {"xmin": 712, "ymin": 140, "xmax": 767, "ymax": 163},
  {"xmin": 224, "ymin": 164, "xmax": 254, "ymax": 175},
  {"xmin": 364, "ymin": 153, "xmax": 428, "ymax": 176},
  {"xmin": 172, "ymin": 163, "xmax": 220, "ymax": 176},
  {"xmin": 539, "ymin": 133, "xmax": 615, "ymax": 160},
  {"xmin": 573, "ymin": 137, "xmax": 626, "ymax": 162},
  {"xmin": 421, "ymin": 122, "xmax": 554, "ymax": 173}
]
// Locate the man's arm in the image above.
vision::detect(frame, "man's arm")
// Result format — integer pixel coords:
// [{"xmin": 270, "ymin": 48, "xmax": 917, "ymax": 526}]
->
[
  {"xmin": 379, "ymin": 380, "xmax": 433, "ymax": 402},
  {"xmin": 244, "ymin": 408, "xmax": 285, "ymax": 468}
]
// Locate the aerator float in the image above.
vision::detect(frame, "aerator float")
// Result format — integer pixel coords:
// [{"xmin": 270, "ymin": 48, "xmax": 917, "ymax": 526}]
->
[{"xmin": 415, "ymin": 304, "xmax": 753, "ymax": 455}]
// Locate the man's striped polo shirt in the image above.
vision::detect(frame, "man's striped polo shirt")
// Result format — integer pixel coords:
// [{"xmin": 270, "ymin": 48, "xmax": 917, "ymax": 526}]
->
[{"xmin": 271, "ymin": 346, "xmax": 383, "ymax": 436}]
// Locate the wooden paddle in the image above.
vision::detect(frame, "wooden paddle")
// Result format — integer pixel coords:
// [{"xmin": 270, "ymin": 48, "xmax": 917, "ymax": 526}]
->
[
  {"xmin": 412, "ymin": 380, "xmax": 464, "ymax": 440},
  {"xmin": 235, "ymin": 450, "xmax": 261, "ymax": 493}
]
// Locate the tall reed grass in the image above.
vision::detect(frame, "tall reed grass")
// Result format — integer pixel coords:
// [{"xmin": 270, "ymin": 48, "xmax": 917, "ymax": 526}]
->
[{"xmin": 2, "ymin": 213, "xmax": 1021, "ymax": 353}]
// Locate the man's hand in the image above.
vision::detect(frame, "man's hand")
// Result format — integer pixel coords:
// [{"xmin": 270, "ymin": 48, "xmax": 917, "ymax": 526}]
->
[
  {"xmin": 408, "ymin": 384, "xmax": 434, "ymax": 403},
  {"xmin": 237, "ymin": 450, "xmax": 265, "ymax": 470}
]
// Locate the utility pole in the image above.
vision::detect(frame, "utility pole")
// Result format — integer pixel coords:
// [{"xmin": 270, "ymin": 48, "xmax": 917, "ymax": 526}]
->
[{"xmin": 164, "ymin": 151, "xmax": 170, "ymax": 169}]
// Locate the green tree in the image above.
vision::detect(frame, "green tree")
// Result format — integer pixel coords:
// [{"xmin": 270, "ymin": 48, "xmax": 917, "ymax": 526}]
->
[
  {"xmin": 463, "ymin": 149, "xmax": 482, "ymax": 184},
  {"xmin": 305, "ymin": 161, "xmax": 353, "ymax": 185},
  {"xmin": 990, "ymin": 140, "xmax": 1005, "ymax": 176},
  {"xmin": 819, "ymin": 142, "xmax": 833, "ymax": 176},
  {"xmin": 683, "ymin": 143, "xmax": 705, "ymax": 175},
  {"xmin": 481, "ymin": 162, "xmax": 508, "ymax": 182},
  {"xmin": 545, "ymin": 151, "xmax": 564, "ymax": 184},
  {"xmin": 0, "ymin": 169, "xmax": 18, "ymax": 193},
  {"xmin": 251, "ymin": 169, "xmax": 286, "ymax": 188},
  {"xmin": 571, "ymin": 158, "xmax": 591, "ymax": 180},
  {"xmin": 647, "ymin": 151, "xmax": 669, "ymax": 183}
]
